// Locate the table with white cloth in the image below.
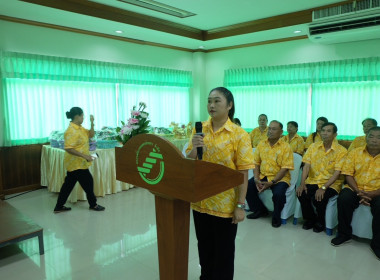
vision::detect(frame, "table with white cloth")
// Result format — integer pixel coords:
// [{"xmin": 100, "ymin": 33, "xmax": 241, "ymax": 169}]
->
[
  {"xmin": 40, "ymin": 138, "xmax": 189, "ymax": 203},
  {"xmin": 41, "ymin": 145, "xmax": 133, "ymax": 203}
]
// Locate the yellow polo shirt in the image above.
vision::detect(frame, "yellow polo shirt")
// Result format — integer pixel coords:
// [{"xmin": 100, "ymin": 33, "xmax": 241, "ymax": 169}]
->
[
  {"xmin": 186, "ymin": 118, "xmax": 255, "ymax": 218},
  {"xmin": 249, "ymin": 127, "xmax": 268, "ymax": 148},
  {"xmin": 283, "ymin": 134, "xmax": 305, "ymax": 155},
  {"xmin": 348, "ymin": 135, "xmax": 366, "ymax": 152},
  {"xmin": 254, "ymin": 139, "xmax": 294, "ymax": 185},
  {"xmin": 64, "ymin": 122, "xmax": 92, "ymax": 172},
  {"xmin": 342, "ymin": 146, "xmax": 380, "ymax": 192},
  {"xmin": 302, "ymin": 141, "xmax": 347, "ymax": 192}
]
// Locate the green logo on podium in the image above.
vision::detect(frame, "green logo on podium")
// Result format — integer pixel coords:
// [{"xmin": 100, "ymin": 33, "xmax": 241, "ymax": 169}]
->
[{"xmin": 136, "ymin": 142, "xmax": 165, "ymax": 185}]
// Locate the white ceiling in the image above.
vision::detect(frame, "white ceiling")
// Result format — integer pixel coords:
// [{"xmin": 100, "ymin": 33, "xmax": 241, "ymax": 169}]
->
[{"xmin": 0, "ymin": 0, "xmax": 347, "ymax": 50}]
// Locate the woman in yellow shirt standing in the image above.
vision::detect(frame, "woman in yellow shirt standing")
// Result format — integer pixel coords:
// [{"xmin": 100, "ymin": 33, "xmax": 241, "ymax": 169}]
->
[
  {"xmin": 54, "ymin": 107, "xmax": 105, "ymax": 213},
  {"xmin": 305, "ymin": 116, "xmax": 328, "ymax": 150},
  {"xmin": 186, "ymin": 87, "xmax": 254, "ymax": 280}
]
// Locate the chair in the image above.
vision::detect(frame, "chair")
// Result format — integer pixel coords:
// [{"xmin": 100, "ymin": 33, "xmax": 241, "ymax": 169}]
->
[
  {"xmin": 351, "ymin": 204, "xmax": 373, "ymax": 239},
  {"xmin": 293, "ymin": 192, "xmax": 339, "ymax": 236},
  {"xmin": 248, "ymin": 152, "xmax": 303, "ymax": 224}
]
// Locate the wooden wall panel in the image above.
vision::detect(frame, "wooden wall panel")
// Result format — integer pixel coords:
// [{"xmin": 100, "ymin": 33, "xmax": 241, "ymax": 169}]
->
[{"xmin": 0, "ymin": 144, "xmax": 44, "ymax": 197}]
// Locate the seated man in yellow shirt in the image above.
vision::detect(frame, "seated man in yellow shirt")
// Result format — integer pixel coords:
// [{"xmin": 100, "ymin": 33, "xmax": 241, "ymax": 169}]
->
[
  {"xmin": 249, "ymin": 114, "xmax": 268, "ymax": 148},
  {"xmin": 296, "ymin": 122, "xmax": 347, "ymax": 233},
  {"xmin": 348, "ymin": 118, "xmax": 377, "ymax": 152},
  {"xmin": 246, "ymin": 120, "xmax": 294, "ymax": 228},
  {"xmin": 331, "ymin": 127, "xmax": 380, "ymax": 260},
  {"xmin": 283, "ymin": 121, "xmax": 305, "ymax": 155}
]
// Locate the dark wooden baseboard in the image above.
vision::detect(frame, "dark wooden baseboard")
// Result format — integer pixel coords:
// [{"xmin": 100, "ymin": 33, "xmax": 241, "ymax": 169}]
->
[{"xmin": 3, "ymin": 184, "xmax": 43, "ymax": 196}]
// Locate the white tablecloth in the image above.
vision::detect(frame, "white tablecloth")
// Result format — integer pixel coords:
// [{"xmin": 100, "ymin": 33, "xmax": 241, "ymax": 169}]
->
[{"xmin": 41, "ymin": 145, "xmax": 133, "ymax": 203}]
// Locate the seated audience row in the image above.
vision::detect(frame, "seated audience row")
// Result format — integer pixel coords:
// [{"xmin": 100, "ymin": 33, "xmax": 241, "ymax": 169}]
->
[{"xmin": 245, "ymin": 118, "xmax": 380, "ymax": 260}]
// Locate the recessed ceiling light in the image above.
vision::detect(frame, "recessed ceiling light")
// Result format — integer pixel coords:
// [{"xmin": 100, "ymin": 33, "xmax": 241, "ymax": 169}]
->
[
  {"xmin": 115, "ymin": 30, "xmax": 123, "ymax": 34},
  {"xmin": 199, "ymin": 46, "xmax": 205, "ymax": 49},
  {"xmin": 294, "ymin": 30, "xmax": 302, "ymax": 34}
]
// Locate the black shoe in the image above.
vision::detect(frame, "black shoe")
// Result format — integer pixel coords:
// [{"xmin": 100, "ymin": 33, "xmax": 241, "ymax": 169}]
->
[
  {"xmin": 247, "ymin": 210, "xmax": 268, "ymax": 219},
  {"xmin": 313, "ymin": 223, "xmax": 325, "ymax": 233},
  {"xmin": 272, "ymin": 220, "xmax": 281, "ymax": 228},
  {"xmin": 54, "ymin": 206, "xmax": 72, "ymax": 213},
  {"xmin": 89, "ymin": 204, "xmax": 105, "ymax": 211},
  {"xmin": 331, "ymin": 235, "xmax": 351, "ymax": 247},
  {"xmin": 370, "ymin": 244, "xmax": 380, "ymax": 261},
  {"xmin": 302, "ymin": 221, "xmax": 315, "ymax": 230}
]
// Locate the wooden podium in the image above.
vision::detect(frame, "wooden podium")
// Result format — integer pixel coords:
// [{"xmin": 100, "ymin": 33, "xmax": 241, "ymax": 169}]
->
[{"xmin": 115, "ymin": 134, "xmax": 243, "ymax": 280}]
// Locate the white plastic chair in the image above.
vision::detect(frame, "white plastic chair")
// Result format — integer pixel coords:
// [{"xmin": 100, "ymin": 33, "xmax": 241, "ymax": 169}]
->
[
  {"xmin": 293, "ymin": 192, "xmax": 339, "ymax": 236},
  {"xmin": 248, "ymin": 152, "xmax": 302, "ymax": 224},
  {"xmin": 351, "ymin": 204, "xmax": 373, "ymax": 239}
]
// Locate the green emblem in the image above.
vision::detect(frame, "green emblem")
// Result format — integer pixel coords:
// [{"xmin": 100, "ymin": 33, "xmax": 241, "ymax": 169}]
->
[{"xmin": 136, "ymin": 142, "xmax": 165, "ymax": 185}]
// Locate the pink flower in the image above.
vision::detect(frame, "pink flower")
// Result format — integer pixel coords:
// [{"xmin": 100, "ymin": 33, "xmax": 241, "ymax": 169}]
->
[
  {"xmin": 131, "ymin": 110, "xmax": 140, "ymax": 117},
  {"xmin": 128, "ymin": 118, "xmax": 139, "ymax": 125}
]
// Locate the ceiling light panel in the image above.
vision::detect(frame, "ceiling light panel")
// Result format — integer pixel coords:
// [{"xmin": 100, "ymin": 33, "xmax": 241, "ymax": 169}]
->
[{"xmin": 118, "ymin": 0, "xmax": 196, "ymax": 18}]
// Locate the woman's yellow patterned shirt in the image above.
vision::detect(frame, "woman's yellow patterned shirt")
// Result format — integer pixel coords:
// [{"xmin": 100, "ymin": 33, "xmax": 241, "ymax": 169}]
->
[
  {"xmin": 186, "ymin": 119, "xmax": 255, "ymax": 218},
  {"xmin": 64, "ymin": 122, "xmax": 92, "ymax": 172},
  {"xmin": 305, "ymin": 132, "xmax": 322, "ymax": 149}
]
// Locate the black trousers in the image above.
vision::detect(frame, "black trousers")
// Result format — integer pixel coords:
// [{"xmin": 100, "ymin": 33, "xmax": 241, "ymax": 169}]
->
[
  {"xmin": 246, "ymin": 177, "xmax": 288, "ymax": 223},
  {"xmin": 55, "ymin": 169, "xmax": 97, "ymax": 208},
  {"xmin": 337, "ymin": 188, "xmax": 380, "ymax": 250},
  {"xmin": 298, "ymin": 184, "xmax": 338, "ymax": 226},
  {"xmin": 193, "ymin": 210, "xmax": 237, "ymax": 280}
]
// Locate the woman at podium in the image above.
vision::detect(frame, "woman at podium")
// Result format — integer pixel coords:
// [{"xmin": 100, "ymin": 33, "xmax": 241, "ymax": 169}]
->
[{"xmin": 186, "ymin": 87, "xmax": 255, "ymax": 280}]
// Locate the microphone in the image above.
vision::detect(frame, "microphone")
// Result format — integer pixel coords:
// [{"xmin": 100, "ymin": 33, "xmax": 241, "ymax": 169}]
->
[{"xmin": 195, "ymin": 122, "xmax": 203, "ymax": 160}]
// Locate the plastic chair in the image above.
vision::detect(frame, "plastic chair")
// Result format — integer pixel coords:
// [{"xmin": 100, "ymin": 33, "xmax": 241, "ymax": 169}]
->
[
  {"xmin": 351, "ymin": 204, "xmax": 373, "ymax": 239},
  {"xmin": 248, "ymin": 152, "xmax": 302, "ymax": 224},
  {"xmin": 293, "ymin": 193, "xmax": 338, "ymax": 236}
]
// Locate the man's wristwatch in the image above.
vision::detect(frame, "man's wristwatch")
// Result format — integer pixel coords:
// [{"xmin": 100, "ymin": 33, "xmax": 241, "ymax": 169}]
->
[
  {"xmin": 271, "ymin": 179, "xmax": 277, "ymax": 185},
  {"xmin": 236, "ymin": 203, "xmax": 246, "ymax": 210},
  {"xmin": 321, "ymin": 186, "xmax": 327, "ymax": 190}
]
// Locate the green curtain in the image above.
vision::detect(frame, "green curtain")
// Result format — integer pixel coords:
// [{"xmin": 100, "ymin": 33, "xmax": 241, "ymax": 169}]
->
[
  {"xmin": 1, "ymin": 51, "xmax": 193, "ymax": 87},
  {"xmin": 312, "ymin": 81, "xmax": 380, "ymax": 140},
  {"xmin": 224, "ymin": 57, "xmax": 380, "ymax": 86},
  {"xmin": 118, "ymin": 84, "xmax": 190, "ymax": 128},
  {"xmin": 225, "ymin": 57, "xmax": 380, "ymax": 138},
  {"xmin": 2, "ymin": 79, "xmax": 117, "ymax": 145},
  {"xmin": 231, "ymin": 84, "xmax": 310, "ymax": 135},
  {"xmin": 0, "ymin": 51, "xmax": 193, "ymax": 146}
]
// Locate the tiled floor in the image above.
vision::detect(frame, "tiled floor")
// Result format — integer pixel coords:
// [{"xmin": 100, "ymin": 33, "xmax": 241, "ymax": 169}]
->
[{"xmin": 0, "ymin": 188, "xmax": 379, "ymax": 280}]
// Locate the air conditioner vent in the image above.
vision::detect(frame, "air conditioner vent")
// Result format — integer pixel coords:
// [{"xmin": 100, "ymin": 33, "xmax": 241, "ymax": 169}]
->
[
  {"xmin": 309, "ymin": 15, "xmax": 380, "ymax": 35},
  {"xmin": 313, "ymin": 0, "xmax": 380, "ymax": 21}
]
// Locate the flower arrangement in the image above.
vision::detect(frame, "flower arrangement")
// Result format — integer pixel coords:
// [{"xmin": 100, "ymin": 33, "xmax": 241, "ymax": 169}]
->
[
  {"xmin": 169, "ymin": 122, "xmax": 192, "ymax": 139},
  {"xmin": 116, "ymin": 102, "xmax": 150, "ymax": 145}
]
